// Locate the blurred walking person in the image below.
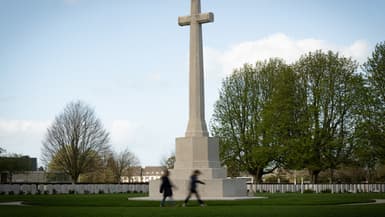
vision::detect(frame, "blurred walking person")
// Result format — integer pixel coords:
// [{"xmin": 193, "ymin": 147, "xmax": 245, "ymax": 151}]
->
[
  {"xmin": 159, "ymin": 169, "xmax": 176, "ymax": 207},
  {"xmin": 183, "ymin": 170, "xmax": 206, "ymax": 207}
]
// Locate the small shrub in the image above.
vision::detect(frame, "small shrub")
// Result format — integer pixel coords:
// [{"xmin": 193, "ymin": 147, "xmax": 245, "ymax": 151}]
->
[
  {"xmin": 69, "ymin": 190, "xmax": 76, "ymax": 194},
  {"xmin": 84, "ymin": 190, "xmax": 90, "ymax": 194},
  {"xmin": 18, "ymin": 190, "xmax": 25, "ymax": 195},
  {"xmin": 321, "ymin": 189, "xmax": 332, "ymax": 193},
  {"xmin": 343, "ymin": 189, "xmax": 352, "ymax": 193},
  {"xmin": 36, "ymin": 190, "xmax": 41, "ymax": 195},
  {"xmin": 0, "ymin": 192, "xmax": 5, "ymax": 195},
  {"xmin": 8, "ymin": 191, "xmax": 14, "ymax": 195},
  {"xmin": 52, "ymin": 189, "xmax": 57, "ymax": 194},
  {"xmin": 303, "ymin": 189, "xmax": 315, "ymax": 193},
  {"xmin": 43, "ymin": 190, "xmax": 49, "ymax": 195},
  {"xmin": 98, "ymin": 190, "xmax": 104, "ymax": 194}
]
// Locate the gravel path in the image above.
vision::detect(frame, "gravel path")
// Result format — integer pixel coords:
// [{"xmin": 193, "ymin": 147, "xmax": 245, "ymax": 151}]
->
[{"xmin": 342, "ymin": 199, "xmax": 385, "ymax": 206}]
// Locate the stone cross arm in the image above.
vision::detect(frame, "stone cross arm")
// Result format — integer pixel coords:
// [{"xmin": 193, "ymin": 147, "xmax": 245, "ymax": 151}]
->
[{"xmin": 178, "ymin": 12, "xmax": 214, "ymax": 26}]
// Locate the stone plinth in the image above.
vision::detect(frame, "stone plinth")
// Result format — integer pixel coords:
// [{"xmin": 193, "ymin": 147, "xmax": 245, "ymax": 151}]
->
[
  {"xmin": 149, "ymin": 136, "xmax": 248, "ymax": 199},
  {"xmin": 173, "ymin": 136, "xmax": 226, "ymax": 179},
  {"xmin": 149, "ymin": 177, "xmax": 248, "ymax": 200}
]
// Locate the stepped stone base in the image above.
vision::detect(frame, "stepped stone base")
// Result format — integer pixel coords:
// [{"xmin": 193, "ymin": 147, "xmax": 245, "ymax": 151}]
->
[
  {"xmin": 148, "ymin": 136, "xmax": 248, "ymax": 199},
  {"xmin": 149, "ymin": 177, "xmax": 248, "ymax": 200}
]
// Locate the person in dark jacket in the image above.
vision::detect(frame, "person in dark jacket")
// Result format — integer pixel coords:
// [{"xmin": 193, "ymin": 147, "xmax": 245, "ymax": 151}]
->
[
  {"xmin": 183, "ymin": 170, "xmax": 205, "ymax": 206},
  {"xmin": 159, "ymin": 169, "xmax": 176, "ymax": 207}
]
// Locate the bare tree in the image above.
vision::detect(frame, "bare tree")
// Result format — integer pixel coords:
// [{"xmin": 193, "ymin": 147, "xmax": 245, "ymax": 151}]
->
[
  {"xmin": 161, "ymin": 152, "xmax": 175, "ymax": 169},
  {"xmin": 42, "ymin": 101, "xmax": 110, "ymax": 183},
  {"xmin": 107, "ymin": 148, "xmax": 140, "ymax": 183}
]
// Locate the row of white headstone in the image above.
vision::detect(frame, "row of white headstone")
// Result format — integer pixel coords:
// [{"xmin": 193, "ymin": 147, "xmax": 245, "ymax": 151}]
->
[
  {"xmin": 250, "ymin": 183, "xmax": 385, "ymax": 193},
  {"xmin": 0, "ymin": 184, "xmax": 148, "ymax": 195},
  {"xmin": 2, "ymin": 183, "xmax": 384, "ymax": 195}
]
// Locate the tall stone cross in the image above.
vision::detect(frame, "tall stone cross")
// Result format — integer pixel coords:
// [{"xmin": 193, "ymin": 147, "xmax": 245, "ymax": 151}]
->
[
  {"xmin": 178, "ymin": 0, "xmax": 214, "ymax": 137},
  {"xmin": 149, "ymin": 1, "xmax": 247, "ymax": 199}
]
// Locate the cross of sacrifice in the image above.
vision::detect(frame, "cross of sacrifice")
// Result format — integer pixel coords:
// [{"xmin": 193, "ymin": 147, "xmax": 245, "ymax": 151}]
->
[{"xmin": 178, "ymin": 0, "xmax": 214, "ymax": 138}]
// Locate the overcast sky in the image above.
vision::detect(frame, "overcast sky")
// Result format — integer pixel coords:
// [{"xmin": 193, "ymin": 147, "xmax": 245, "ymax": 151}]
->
[{"xmin": 1, "ymin": 0, "xmax": 384, "ymax": 167}]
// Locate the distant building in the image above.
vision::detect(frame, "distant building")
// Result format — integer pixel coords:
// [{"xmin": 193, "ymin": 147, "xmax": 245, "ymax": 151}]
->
[
  {"xmin": 142, "ymin": 166, "xmax": 164, "ymax": 182},
  {"xmin": 121, "ymin": 167, "xmax": 142, "ymax": 183},
  {"xmin": 121, "ymin": 166, "xmax": 164, "ymax": 183},
  {"xmin": 0, "ymin": 156, "xmax": 38, "ymax": 183},
  {"xmin": 262, "ymin": 168, "xmax": 309, "ymax": 184},
  {"xmin": 12, "ymin": 171, "xmax": 46, "ymax": 183}
]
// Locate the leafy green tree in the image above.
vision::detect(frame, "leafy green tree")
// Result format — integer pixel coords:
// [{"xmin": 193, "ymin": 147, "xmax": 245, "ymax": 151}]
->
[
  {"xmin": 42, "ymin": 101, "xmax": 110, "ymax": 183},
  {"xmin": 351, "ymin": 41, "xmax": 385, "ymax": 182},
  {"xmin": 294, "ymin": 50, "xmax": 360, "ymax": 183},
  {"xmin": 362, "ymin": 41, "xmax": 385, "ymax": 163},
  {"xmin": 349, "ymin": 78, "xmax": 378, "ymax": 182},
  {"xmin": 262, "ymin": 63, "xmax": 309, "ymax": 171},
  {"xmin": 353, "ymin": 121, "xmax": 379, "ymax": 182},
  {"xmin": 211, "ymin": 59, "xmax": 288, "ymax": 183}
]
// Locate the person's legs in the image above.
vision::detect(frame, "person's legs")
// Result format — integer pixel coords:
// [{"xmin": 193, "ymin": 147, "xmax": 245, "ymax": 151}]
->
[
  {"xmin": 160, "ymin": 195, "xmax": 167, "ymax": 207},
  {"xmin": 183, "ymin": 191, "xmax": 192, "ymax": 205},
  {"xmin": 194, "ymin": 191, "xmax": 204, "ymax": 205},
  {"xmin": 168, "ymin": 196, "xmax": 175, "ymax": 206}
]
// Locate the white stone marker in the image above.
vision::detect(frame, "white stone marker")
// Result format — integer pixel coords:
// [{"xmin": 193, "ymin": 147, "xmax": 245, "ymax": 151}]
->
[{"xmin": 149, "ymin": 0, "xmax": 247, "ymax": 199}]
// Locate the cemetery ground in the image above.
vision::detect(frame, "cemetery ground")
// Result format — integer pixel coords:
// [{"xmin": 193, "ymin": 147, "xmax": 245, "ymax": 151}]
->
[{"xmin": 1, "ymin": 193, "xmax": 385, "ymax": 217}]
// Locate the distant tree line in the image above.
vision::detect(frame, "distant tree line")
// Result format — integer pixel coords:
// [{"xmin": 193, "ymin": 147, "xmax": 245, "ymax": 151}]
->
[{"xmin": 211, "ymin": 42, "xmax": 385, "ymax": 184}]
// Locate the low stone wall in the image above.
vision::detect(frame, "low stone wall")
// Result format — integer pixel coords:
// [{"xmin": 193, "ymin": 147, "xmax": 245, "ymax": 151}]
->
[
  {"xmin": 249, "ymin": 183, "xmax": 385, "ymax": 193},
  {"xmin": 0, "ymin": 183, "xmax": 149, "ymax": 195}
]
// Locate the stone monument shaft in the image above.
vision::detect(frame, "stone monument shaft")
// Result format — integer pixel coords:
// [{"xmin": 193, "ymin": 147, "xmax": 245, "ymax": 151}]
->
[
  {"xmin": 149, "ymin": 1, "xmax": 247, "ymax": 199},
  {"xmin": 178, "ymin": 0, "xmax": 214, "ymax": 137}
]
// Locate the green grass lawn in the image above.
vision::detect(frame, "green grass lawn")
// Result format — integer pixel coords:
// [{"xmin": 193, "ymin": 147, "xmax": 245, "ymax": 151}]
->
[{"xmin": 1, "ymin": 193, "xmax": 385, "ymax": 217}]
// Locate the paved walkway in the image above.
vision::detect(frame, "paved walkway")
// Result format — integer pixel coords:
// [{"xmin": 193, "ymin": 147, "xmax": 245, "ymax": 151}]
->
[
  {"xmin": 0, "ymin": 201, "xmax": 25, "ymax": 206},
  {"xmin": 342, "ymin": 199, "xmax": 385, "ymax": 206},
  {"xmin": 130, "ymin": 196, "xmax": 267, "ymax": 201}
]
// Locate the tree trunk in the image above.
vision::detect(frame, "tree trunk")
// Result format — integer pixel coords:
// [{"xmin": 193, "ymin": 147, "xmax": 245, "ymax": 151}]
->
[
  {"xmin": 71, "ymin": 173, "xmax": 79, "ymax": 184},
  {"xmin": 9, "ymin": 172, "xmax": 13, "ymax": 184},
  {"xmin": 253, "ymin": 174, "xmax": 264, "ymax": 184},
  {"xmin": 329, "ymin": 168, "xmax": 334, "ymax": 184},
  {"xmin": 310, "ymin": 170, "xmax": 320, "ymax": 184},
  {"xmin": 250, "ymin": 167, "xmax": 264, "ymax": 184}
]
